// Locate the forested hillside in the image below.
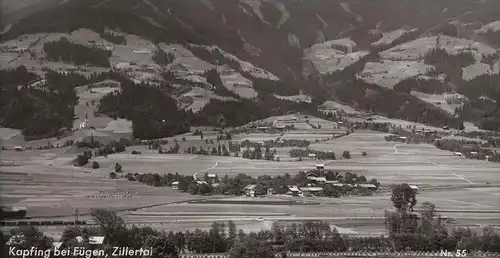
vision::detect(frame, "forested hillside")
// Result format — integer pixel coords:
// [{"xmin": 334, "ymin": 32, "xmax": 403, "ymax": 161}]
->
[
  {"xmin": 43, "ymin": 37, "xmax": 111, "ymax": 67},
  {"xmin": 0, "ymin": 67, "xmax": 77, "ymax": 139},
  {"xmin": 2, "ymin": 0, "xmax": 500, "ymax": 138}
]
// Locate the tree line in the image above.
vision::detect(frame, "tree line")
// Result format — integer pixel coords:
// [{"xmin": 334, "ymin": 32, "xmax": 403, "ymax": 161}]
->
[
  {"xmin": 0, "ymin": 67, "xmax": 77, "ymax": 139},
  {"xmin": 153, "ymin": 45, "xmax": 175, "ymax": 66},
  {"xmin": 393, "ymin": 77, "xmax": 451, "ymax": 94},
  {"xmin": 457, "ymin": 73, "xmax": 500, "ymax": 131},
  {"xmin": 98, "ymin": 80, "xmax": 194, "ymax": 140},
  {"xmin": 99, "ymin": 30, "xmax": 126, "ymax": 45},
  {"xmin": 203, "ymin": 68, "xmax": 240, "ymax": 98},
  {"xmin": 423, "ymin": 46, "xmax": 475, "ymax": 82},
  {"xmin": 240, "ymin": 139, "xmax": 310, "ymax": 149},
  {"xmin": 289, "ymin": 149, "xmax": 337, "ymax": 160},
  {"xmin": 331, "ymin": 78, "xmax": 464, "ymax": 129},
  {"xmin": 43, "ymin": 37, "xmax": 111, "ymax": 67}
]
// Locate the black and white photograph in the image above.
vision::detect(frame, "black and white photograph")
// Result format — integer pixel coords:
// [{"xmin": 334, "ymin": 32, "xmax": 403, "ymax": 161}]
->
[{"xmin": 1, "ymin": 0, "xmax": 500, "ymax": 257}]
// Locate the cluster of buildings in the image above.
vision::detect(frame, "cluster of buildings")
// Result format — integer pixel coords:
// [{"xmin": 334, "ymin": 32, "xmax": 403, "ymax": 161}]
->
[{"xmin": 171, "ymin": 174, "xmax": 219, "ymax": 190}]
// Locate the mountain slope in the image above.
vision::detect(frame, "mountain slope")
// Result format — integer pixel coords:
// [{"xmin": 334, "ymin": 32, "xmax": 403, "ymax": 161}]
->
[{"xmin": 2, "ymin": 0, "xmax": 500, "ymax": 140}]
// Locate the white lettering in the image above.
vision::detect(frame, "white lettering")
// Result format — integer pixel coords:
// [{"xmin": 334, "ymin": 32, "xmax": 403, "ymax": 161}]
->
[
  {"xmin": 112, "ymin": 247, "xmax": 119, "ymax": 256},
  {"xmin": 9, "ymin": 247, "xmax": 16, "ymax": 256}
]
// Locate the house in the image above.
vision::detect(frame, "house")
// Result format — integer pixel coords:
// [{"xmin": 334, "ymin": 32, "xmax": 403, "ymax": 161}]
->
[
  {"xmin": 409, "ymin": 185, "xmax": 419, "ymax": 193},
  {"xmin": 196, "ymin": 181, "xmax": 208, "ymax": 185},
  {"xmin": 274, "ymin": 124, "xmax": 286, "ymax": 130},
  {"xmin": 171, "ymin": 181, "xmax": 180, "ymax": 190},
  {"xmin": 211, "ymin": 183, "xmax": 220, "ymax": 188},
  {"xmin": 257, "ymin": 126, "xmax": 269, "ymax": 132},
  {"xmin": 469, "ymin": 151, "xmax": 478, "ymax": 157},
  {"xmin": 356, "ymin": 184, "xmax": 378, "ymax": 190},
  {"xmin": 89, "ymin": 236, "xmax": 105, "ymax": 245},
  {"xmin": 287, "ymin": 186, "xmax": 301, "ymax": 196},
  {"xmin": 244, "ymin": 184, "xmax": 264, "ymax": 197},
  {"xmin": 308, "ymin": 153, "xmax": 316, "ymax": 159},
  {"xmin": 307, "ymin": 176, "xmax": 327, "ymax": 183},
  {"xmin": 425, "ymin": 131, "xmax": 435, "ymax": 136},
  {"xmin": 299, "ymin": 187, "xmax": 324, "ymax": 196},
  {"xmin": 267, "ymin": 188, "xmax": 275, "ymax": 195},
  {"xmin": 75, "ymin": 236, "xmax": 105, "ymax": 245},
  {"xmin": 316, "ymin": 164, "xmax": 325, "ymax": 170},
  {"xmin": 14, "ymin": 146, "xmax": 23, "ymax": 152}
]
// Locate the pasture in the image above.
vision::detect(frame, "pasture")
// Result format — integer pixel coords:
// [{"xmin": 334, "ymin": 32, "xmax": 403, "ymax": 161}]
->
[{"xmin": 2, "ymin": 119, "xmax": 500, "ymax": 236}]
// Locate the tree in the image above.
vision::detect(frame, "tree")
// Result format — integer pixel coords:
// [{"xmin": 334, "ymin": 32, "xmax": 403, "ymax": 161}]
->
[
  {"xmin": 146, "ymin": 235, "xmax": 179, "ymax": 258},
  {"xmin": 115, "ymin": 163, "xmax": 122, "ymax": 173},
  {"xmin": 74, "ymin": 154, "xmax": 89, "ymax": 166},
  {"xmin": 92, "ymin": 161, "xmax": 100, "ymax": 169},
  {"xmin": 8, "ymin": 225, "xmax": 53, "ymax": 252},
  {"xmin": 228, "ymin": 220, "xmax": 237, "ymax": 248},
  {"xmin": 342, "ymin": 151, "xmax": 351, "ymax": 159},
  {"xmin": 90, "ymin": 209, "xmax": 126, "ymax": 245},
  {"xmin": 198, "ymin": 183, "xmax": 212, "ymax": 195},
  {"xmin": 228, "ymin": 236, "xmax": 275, "ymax": 258},
  {"xmin": 391, "ymin": 183, "xmax": 417, "ymax": 212},
  {"xmin": 109, "ymin": 172, "xmax": 117, "ymax": 179},
  {"xmin": 417, "ymin": 201, "xmax": 437, "ymax": 238},
  {"xmin": 362, "ymin": 151, "xmax": 367, "ymax": 157},
  {"xmin": 188, "ymin": 183, "xmax": 199, "ymax": 195}
]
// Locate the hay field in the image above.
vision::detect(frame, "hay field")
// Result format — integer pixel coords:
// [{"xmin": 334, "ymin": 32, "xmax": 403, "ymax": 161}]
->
[
  {"xmin": 304, "ymin": 39, "xmax": 369, "ymax": 74},
  {"xmin": 410, "ymin": 91, "xmax": 465, "ymax": 115},
  {"xmin": 0, "ymin": 161, "xmax": 212, "ymax": 218},
  {"xmin": 119, "ymin": 185, "xmax": 500, "ymax": 234},
  {"xmin": 2, "ymin": 125, "xmax": 500, "ymax": 236},
  {"xmin": 358, "ymin": 60, "xmax": 433, "ymax": 89}
]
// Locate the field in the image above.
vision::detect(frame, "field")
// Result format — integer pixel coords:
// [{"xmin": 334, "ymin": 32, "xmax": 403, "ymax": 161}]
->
[
  {"xmin": 372, "ymin": 29, "xmax": 415, "ymax": 47},
  {"xmin": 359, "ymin": 35, "xmax": 500, "ymax": 87},
  {"xmin": 409, "ymin": 91, "xmax": 465, "ymax": 115},
  {"xmin": 1, "ymin": 115, "xmax": 500, "ymax": 238},
  {"xmin": 304, "ymin": 38, "xmax": 369, "ymax": 74},
  {"xmin": 358, "ymin": 60, "xmax": 433, "ymax": 89},
  {"xmin": 476, "ymin": 20, "xmax": 500, "ymax": 33}
]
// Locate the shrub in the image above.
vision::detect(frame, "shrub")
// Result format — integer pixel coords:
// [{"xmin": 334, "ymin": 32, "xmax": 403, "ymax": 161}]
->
[
  {"xmin": 109, "ymin": 172, "xmax": 117, "ymax": 179},
  {"xmin": 92, "ymin": 161, "xmax": 100, "ymax": 169},
  {"xmin": 131, "ymin": 150, "xmax": 142, "ymax": 155},
  {"xmin": 74, "ymin": 154, "xmax": 89, "ymax": 167},
  {"xmin": 362, "ymin": 151, "xmax": 367, "ymax": 157},
  {"xmin": 115, "ymin": 163, "xmax": 123, "ymax": 173},
  {"xmin": 342, "ymin": 151, "xmax": 351, "ymax": 159}
]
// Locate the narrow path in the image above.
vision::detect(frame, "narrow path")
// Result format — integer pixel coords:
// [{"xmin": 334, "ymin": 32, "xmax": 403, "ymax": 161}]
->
[
  {"xmin": 193, "ymin": 160, "xmax": 220, "ymax": 180},
  {"xmin": 393, "ymin": 143, "xmax": 474, "ymax": 184},
  {"xmin": 431, "ymin": 162, "xmax": 474, "ymax": 184}
]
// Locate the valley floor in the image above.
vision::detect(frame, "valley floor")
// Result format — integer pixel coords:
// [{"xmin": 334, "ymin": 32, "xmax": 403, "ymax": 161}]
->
[{"xmin": 2, "ymin": 129, "xmax": 500, "ymax": 239}]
